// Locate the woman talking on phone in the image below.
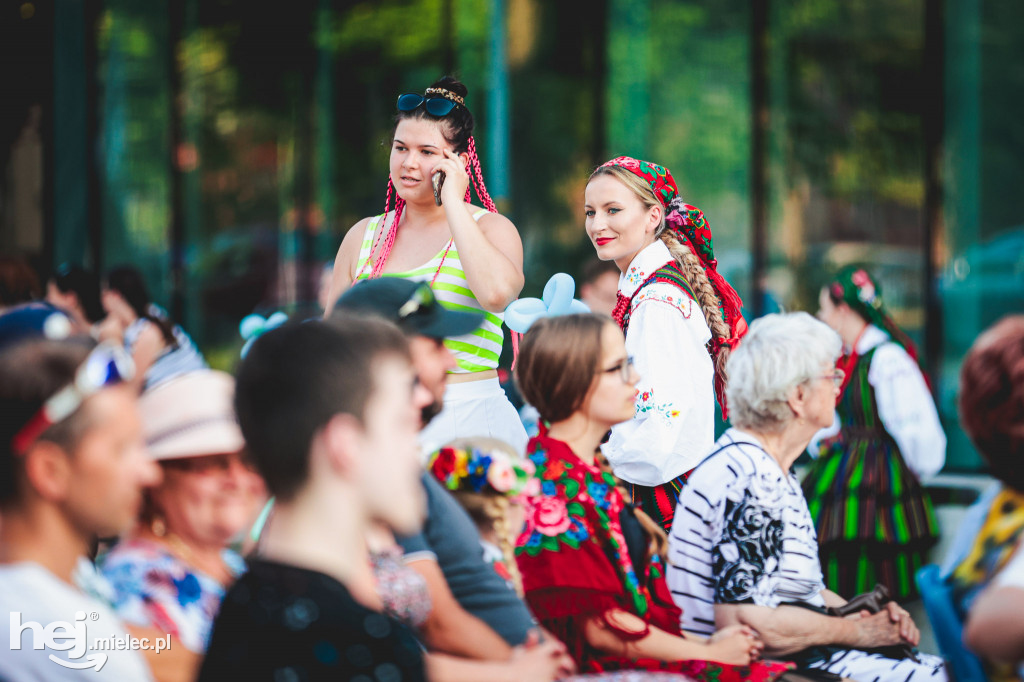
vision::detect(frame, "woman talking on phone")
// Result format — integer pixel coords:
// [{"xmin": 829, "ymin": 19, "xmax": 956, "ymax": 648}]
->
[{"xmin": 326, "ymin": 76, "xmax": 527, "ymax": 452}]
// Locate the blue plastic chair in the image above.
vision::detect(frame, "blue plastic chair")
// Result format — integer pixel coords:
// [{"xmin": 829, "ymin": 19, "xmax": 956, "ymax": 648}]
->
[{"xmin": 916, "ymin": 564, "xmax": 989, "ymax": 681}]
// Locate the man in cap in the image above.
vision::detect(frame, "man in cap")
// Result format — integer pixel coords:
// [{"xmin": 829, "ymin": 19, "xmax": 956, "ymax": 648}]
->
[{"xmin": 331, "ymin": 279, "xmax": 542, "ymax": 661}]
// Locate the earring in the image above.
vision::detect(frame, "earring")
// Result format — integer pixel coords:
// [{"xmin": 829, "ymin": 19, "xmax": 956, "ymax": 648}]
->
[{"xmin": 151, "ymin": 515, "xmax": 167, "ymax": 537}]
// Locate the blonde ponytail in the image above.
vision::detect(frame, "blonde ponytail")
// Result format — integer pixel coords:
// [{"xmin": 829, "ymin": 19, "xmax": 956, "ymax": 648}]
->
[{"xmin": 660, "ymin": 231, "xmax": 732, "ymax": 391}]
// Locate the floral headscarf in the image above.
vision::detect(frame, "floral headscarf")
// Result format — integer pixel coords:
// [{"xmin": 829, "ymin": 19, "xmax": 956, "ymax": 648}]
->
[
  {"xmin": 828, "ymin": 265, "xmax": 922, "ymax": 365},
  {"xmin": 599, "ymin": 157, "xmax": 745, "ymax": 347}
]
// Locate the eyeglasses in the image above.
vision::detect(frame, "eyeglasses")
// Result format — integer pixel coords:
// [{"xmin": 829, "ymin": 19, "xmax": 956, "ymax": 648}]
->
[
  {"xmin": 11, "ymin": 343, "xmax": 135, "ymax": 454},
  {"xmin": 397, "ymin": 283, "xmax": 439, "ymax": 321},
  {"xmin": 601, "ymin": 356, "xmax": 636, "ymax": 383},
  {"xmin": 819, "ymin": 368, "xmax": 845, "ymax": 388},
  {"xmin": 396, "ymin": 93, "xmax": 459, "ymax": 117}
]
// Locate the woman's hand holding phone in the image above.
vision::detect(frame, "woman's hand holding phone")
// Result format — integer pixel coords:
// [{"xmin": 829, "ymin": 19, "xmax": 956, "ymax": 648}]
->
[{"xmin": 432, "ymin": 149, "xmax": 470, "ymax": 207}]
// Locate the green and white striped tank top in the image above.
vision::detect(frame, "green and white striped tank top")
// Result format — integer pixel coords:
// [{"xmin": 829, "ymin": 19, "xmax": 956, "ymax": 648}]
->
[{"xmin": 353, "ymin": 209, "xmax": 504, "ymax": 374}]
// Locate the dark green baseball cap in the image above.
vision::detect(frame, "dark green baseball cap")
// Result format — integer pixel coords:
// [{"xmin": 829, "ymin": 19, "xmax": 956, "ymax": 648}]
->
[{"xmin": 332, "ymin": 279, "xmax": 484, "ymax": 339}]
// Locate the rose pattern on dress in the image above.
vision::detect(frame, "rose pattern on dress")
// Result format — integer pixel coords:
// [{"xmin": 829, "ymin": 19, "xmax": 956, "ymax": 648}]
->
[
  {"xmin": 712, "ymin": 489, "xmax": 786, "ymax": 605},
  {"xmin": 533, "ymin": 497, "xmax": 572, "ymax": 537},
  {"xmin": 517, "ymin": 439, "xmax": 644, "ymax": 613}
]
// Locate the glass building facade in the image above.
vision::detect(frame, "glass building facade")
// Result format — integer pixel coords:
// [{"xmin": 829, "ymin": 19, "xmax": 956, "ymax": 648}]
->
[{"xmin": 2, "ymin": 0, "xmax": 1022, "ymax": 471}]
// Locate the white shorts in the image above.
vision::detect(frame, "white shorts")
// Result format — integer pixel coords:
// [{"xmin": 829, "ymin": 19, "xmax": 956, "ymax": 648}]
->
[{"xmin": 419, "ymin": 378, "xmax": 529, "ymax": 456}]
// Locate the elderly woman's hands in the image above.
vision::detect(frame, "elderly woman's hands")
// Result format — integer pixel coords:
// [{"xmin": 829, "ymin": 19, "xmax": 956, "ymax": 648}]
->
[
  {"xmin": 844, "ymin": 603, "xmax": 919, "ymax": 649},
  {"xmin": 883, "ymin": 601, "xmax": 920, "ymax": 646},
  {"xmin": 705, "ymin": 625, "xmax": 764, "ymax": 665}
]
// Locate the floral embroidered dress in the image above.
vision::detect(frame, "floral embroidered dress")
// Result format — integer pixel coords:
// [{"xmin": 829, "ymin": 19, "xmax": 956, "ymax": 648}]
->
[
  {"xmin": 605, "ymin": 240, "xmax": 715, "ymax": 533},
  {"xmin": 516, "ymin": 431, "xmax": 791, "ymax": 682},
  {"xmin": 101, "ymin": 538, "xmax": 245, "ymax": 653}
]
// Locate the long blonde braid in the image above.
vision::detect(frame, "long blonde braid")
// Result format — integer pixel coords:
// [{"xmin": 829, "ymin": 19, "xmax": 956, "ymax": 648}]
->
[
  {"xmin": 487, "ymin": 496, "xmax": 525, "ymax": 598},
  {"xmin": 660, "ymin": 231, "xmax": 733, "ymax": 393},
  {"xmin": 452, "ymin": 491, "xmax": 525, "ymax": 597}
]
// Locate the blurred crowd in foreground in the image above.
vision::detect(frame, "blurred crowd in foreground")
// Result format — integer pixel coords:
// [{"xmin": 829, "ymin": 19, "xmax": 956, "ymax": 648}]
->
[{"xmin": 1, "ymin": 254, "xmax": 1022, "ymax": 681}]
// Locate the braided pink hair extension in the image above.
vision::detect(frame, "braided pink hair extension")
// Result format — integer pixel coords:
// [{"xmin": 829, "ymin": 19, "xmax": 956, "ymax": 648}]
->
[
  {"xmin": 357, "ymin": 179, "xmax": 395, "ymax": 280},
  {"xmin": 467, "ymin": 137, "xmax": 497, "ymax": 213},
  {"xmin": 371, "ymin": 198, "xmax": 404, "ymax": 278}
]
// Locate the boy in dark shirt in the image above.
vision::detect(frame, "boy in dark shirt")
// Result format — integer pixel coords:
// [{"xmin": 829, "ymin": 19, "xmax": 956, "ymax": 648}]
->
[{"xmin": 199, "ymin": 318, "xmax": 431, "ymax": 681}]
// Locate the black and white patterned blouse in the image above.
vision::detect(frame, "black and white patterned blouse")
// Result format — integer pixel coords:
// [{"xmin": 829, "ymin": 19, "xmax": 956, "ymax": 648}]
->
[
  {"xmin": 667, "ymin": 428, "xmax": 826, "ymax": 636},
  {"xmin": 667, "ymin": 430, "xmax": 949, "ymax": 681}
]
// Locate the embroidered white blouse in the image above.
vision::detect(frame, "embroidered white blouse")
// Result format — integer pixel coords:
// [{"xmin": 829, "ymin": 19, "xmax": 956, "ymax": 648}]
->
[
  {"xmin": 602, "ymin": 240, "xmax": 715, "ymax": 487},
  {"xmin": 810, "ymin": 324, "xmax": 946, "ymax": 480}
]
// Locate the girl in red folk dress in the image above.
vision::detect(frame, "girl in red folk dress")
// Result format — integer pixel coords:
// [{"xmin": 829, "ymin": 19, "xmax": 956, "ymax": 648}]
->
[{"xmin": 514, "ymin": 313, "xmax": 791, "ymax": 681}]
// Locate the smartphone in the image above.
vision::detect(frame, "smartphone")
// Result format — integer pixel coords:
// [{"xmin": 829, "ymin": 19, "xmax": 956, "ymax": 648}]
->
[{"xmin": 432, "ymin": 171, "xmax": 446, "ymax": 206}]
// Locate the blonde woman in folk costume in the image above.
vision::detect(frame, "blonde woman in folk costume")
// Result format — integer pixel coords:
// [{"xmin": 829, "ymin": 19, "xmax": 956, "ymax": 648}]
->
[
  {"xmin": 584, "ymin": 157, "xmax": 747, "ymax": 532},
  {"xmin": 326, "ymin": 76, "xmax": 527, "ymax": 453}
]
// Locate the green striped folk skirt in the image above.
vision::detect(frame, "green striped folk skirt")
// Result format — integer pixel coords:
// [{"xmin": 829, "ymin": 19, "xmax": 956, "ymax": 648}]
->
[{"xmin": 802, "ymin": 431, "xmax": 939, "ymax": 601}]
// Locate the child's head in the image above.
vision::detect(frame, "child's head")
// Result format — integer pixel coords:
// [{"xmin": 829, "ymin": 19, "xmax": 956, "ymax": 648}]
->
[{"xmin": 428, "ymin": 437, "xmax": 538, "ymax": 595}]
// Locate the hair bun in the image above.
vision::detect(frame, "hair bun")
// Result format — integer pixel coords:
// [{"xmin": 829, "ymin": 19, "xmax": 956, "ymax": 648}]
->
[{"xmin": 429, "ymin": 75, "xmax": 468, "ymax": 99}]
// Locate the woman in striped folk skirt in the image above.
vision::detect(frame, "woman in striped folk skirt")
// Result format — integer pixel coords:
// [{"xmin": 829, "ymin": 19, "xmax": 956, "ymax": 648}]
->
[{"xmin": 806, "ymin": 266, "xmax": 945, "ymax": 600}]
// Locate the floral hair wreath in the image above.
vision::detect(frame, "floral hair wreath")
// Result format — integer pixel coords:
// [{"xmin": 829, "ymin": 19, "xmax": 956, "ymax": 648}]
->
[{"xmin": 429, "ymin": 445, "xmax": 541, "ymax": 498}]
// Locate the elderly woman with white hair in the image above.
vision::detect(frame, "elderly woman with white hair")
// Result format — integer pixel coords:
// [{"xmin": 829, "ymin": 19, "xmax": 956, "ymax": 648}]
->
[{"xmin": 666, "ymin": 313, "xmax": 947, "ymax": 682}]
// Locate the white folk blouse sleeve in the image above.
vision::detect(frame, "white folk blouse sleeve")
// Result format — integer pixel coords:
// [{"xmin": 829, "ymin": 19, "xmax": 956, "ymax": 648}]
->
[
  {"xmin": 602, "ymin": 288, "xmax": 715, "ymax": 487},
  {"xmin": 868, "ymin": 342, "xmax": 946, "ymax": 480}
]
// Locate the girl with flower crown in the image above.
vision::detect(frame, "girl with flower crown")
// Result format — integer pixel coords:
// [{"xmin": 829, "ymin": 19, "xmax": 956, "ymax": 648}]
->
[
  {"xmin": 584, "ymin": 158, "xmax": 747, "ymax": 532},
  {"xmin": 427, "ymin": 438, "xmax": 541, "ymax": 596},
  {"xmin": 513, "ymin": 313, "xmax": 791, "ymax": 680},
  {"xmin": 807, "ymin": 265, "xmax": 945, "ymax": 601},
  {"xmin": 325, "ymin": 76, "xmax": 527, "ymax": 453}
]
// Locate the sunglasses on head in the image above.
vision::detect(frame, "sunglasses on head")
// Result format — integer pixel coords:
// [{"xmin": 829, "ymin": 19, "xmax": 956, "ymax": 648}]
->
[
  {"xmin": 11, "ymin": 342, "xmax": 135, "ymax": 455},
  {"xmin": 396, "ymin": 93, "xmax": 459, "ymax": 117}
]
